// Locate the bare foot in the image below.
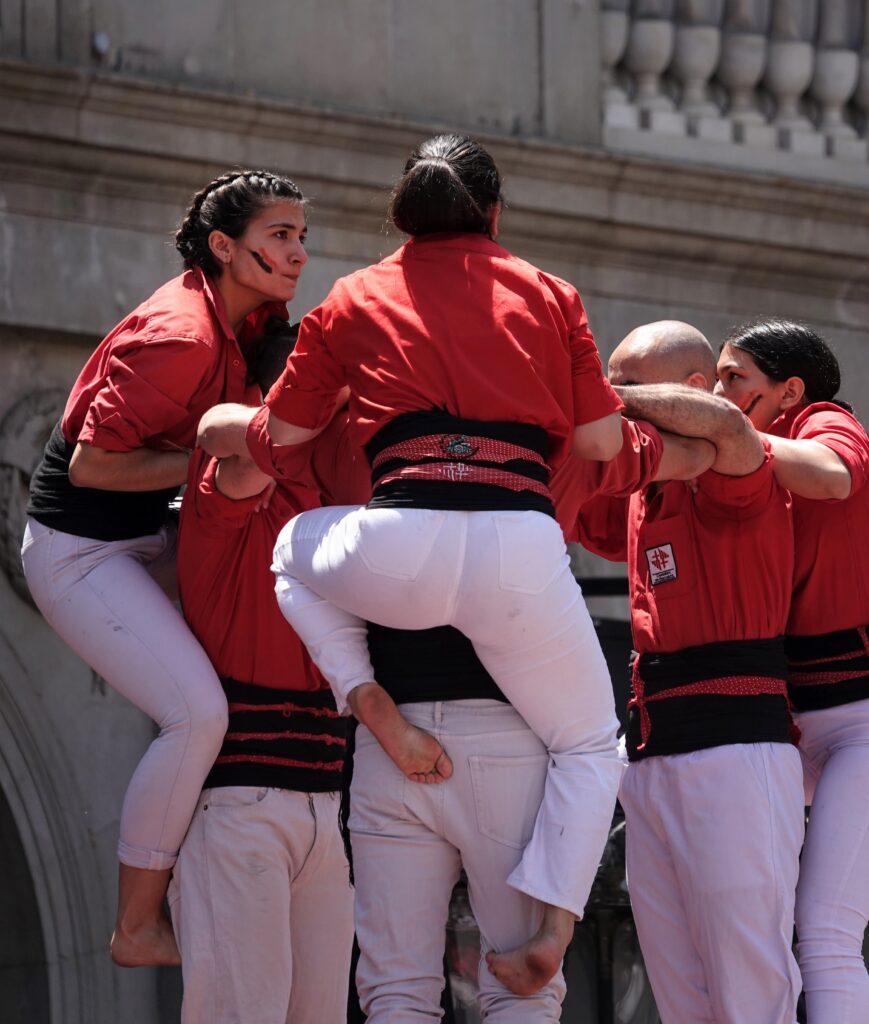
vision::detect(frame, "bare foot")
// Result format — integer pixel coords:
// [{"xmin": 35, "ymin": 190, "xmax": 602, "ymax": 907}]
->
[
  {"xmin": 485, "ymin": 905, "xmax": 574, "ymax": 995},
  {"xmin": 383, "ymin": 717, "xmax": 454, "ymax": 784},
  {"xmin": 348, "ymin": 681, "xmax": 454, "ymax": 784},
  {"xmin": 111, "ymin": 913, "xmax": 181, "ymax": 968}
]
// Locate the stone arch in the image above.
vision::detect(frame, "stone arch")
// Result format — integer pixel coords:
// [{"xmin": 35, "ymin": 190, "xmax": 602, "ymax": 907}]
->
[{"xmin": 0, "ymin": 641, "xmax": 116, "ymax": 1024}]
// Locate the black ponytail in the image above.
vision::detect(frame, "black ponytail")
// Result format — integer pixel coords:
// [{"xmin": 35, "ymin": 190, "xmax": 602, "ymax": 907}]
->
[{"xmin": 388, "ymin": 134, "xmax": 503, "ymax": 238}]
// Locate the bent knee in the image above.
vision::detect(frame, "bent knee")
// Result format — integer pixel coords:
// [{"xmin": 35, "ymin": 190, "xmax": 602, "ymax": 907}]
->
[{"xmin": 161, "ymin": 693, "xmax": 228, "ymax": 749}]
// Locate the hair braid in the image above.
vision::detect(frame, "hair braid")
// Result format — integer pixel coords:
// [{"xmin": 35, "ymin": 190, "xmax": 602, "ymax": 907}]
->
[{"xmin": 174, "ymin": 169, "xmax": 306, "ymax": 276}]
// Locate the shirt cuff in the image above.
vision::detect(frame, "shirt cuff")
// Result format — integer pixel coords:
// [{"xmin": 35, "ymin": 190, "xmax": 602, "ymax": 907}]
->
[{"xmin": 245, "ymin": 405, "xmax": 316, "ymax": 482}]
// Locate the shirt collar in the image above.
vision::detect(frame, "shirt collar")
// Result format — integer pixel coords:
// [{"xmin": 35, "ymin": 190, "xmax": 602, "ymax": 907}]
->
[
  {"xmin": 193, "ymin": 267, "xmax": 289, "ymax": 347},
  {"xmin": 399, "ymin": 232, "xmax": 510, "ymax": 259}
]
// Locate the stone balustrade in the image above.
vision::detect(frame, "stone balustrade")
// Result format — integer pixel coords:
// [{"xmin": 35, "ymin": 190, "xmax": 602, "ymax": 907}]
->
[{"xmin": 602, "ymin": 0, "xmax": 869, "ymax": 184}]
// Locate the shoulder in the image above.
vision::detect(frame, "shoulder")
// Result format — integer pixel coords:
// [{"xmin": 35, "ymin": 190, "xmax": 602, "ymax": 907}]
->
[
  {"xmin": 116, "ymin": 270, "xmax": 224, "ymax": 350},
  {"xmin": 788, "ymin": 402, "xmax": 868, "ymax": 442}
]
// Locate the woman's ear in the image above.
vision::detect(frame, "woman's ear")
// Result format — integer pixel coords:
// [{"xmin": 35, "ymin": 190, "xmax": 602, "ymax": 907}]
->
[
  {"xmin": 779, "ymin": 375, "xmax": 806, "ymax": 410},
  {"xmin": 208, "ymin": 229, "xmax": 234, "ymax": 268}
]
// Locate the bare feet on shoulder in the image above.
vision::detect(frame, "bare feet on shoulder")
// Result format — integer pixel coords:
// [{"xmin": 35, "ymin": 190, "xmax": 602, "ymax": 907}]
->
[
  {"xmin": 111, "ymin": 913, "xmax": 181, "ymax": 968},
  {"xmin": 485, "ymin": 904, "xmax": 574, "ymax": 995},
  {"xmin": 348, "ymin": 681, "xmax": 454, "ymax": 784}
]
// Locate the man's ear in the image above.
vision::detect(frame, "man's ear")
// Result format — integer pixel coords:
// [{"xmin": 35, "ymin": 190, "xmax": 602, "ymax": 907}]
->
[
  {"xmin": 208, "ymin": 229, "xmax": 235, "ymax": 268},
  {"xmin": 779, "ymin": 375, "xmax": 806, "ymax": 410},
  {"xmin": 683, "ymin": 371, "xmax": 710, "ymax": 391}
]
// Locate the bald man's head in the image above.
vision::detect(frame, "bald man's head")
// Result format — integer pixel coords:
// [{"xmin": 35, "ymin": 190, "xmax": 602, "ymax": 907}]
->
[{"xmin": 609, "ymin": 321, "xmax": 717, "ymax": 391}]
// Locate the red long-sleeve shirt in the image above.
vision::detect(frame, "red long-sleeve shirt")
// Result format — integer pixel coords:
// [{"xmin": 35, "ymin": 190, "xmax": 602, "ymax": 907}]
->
[{"xmin": 262, "ymin": 233, "xmax": 622, "ymax": 473}]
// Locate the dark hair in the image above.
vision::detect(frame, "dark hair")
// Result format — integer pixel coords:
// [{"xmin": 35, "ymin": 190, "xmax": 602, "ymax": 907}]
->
[
  {"xmin": 388, "ymin": 134, "xmax": 503, "ymax": 238},
  {"xmin": 245, "ymin": 318, "xmax": 300, "ymax": 394},
  {"xmin": 175, "ymin": 170, "xmax": 305, "ymax": 277},
  {"xmin": 723, "ymin": 317, "xmax": 849, "ymax": 408}
]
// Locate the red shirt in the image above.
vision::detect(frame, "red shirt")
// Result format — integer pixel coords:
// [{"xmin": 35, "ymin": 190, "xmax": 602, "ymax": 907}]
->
[
  {"xmin": 177, "ymin": 411, "xmax": 366, "ymax": 689},
  {"xmin": 178, "ymin": 450, "xmax": 323, "ymax": 690},
  {"xmin": 768, "ymin": 403, "xmax": 869, "ymax": 636},
  {"xmin": 263, "ymin": 234, "xmax": 622, "ymax": 471},
  {"xmin": 62, "ymin": 268, "xmax": 283, "ymax": 452},
  {"xmin": 581, "ymin": 444, "xmax": 793, "ymax": 654},
  {"xmin": 551, "ymin": 418, "xmax": 664, "ymax": 543}
]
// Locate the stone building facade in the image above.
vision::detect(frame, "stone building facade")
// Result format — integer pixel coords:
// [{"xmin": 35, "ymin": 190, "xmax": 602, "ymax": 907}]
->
[{"xmin": 0, "ymin": 2, "xmax": 867, "ymax": 1021}]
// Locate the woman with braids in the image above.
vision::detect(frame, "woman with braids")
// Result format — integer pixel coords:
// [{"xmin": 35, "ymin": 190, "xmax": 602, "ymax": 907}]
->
[
  {"xmin": 714, "ymin": 318, "xmax": 869, "ymax": 1022},
  {"xmin": 21, "ymin": 169, "xmax": 308, "ymax": 967},
  {"xmin": 202, "ymin": 134, "xmax": 626, "ymax": 1018}
]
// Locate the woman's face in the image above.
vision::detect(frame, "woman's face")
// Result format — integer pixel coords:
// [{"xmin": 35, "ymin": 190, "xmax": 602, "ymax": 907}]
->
[
  {"xmin": 713, "ymin": 342, "xmax": 791, "ymax": 430},
  {"xmin": 218, "ymin": 199, "xmax": 308, "ymax": 303}
]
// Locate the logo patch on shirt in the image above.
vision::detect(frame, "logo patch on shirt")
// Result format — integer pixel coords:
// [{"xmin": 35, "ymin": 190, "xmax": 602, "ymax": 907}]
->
[{"xmin": 645, "ymin": 543, "xmax": 677, "ymax": 585}]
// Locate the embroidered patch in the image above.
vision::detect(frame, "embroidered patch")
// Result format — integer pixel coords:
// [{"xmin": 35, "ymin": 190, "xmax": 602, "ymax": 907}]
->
[
  {"xmin": 441, "ymin": 434, "xmax": 479, "ymax": 458},
  {"xmin": 645, "ymin": 543, "xmax": 677, "ymax": 585}
]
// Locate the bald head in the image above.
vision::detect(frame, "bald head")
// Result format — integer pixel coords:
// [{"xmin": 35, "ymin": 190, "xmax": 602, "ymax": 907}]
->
[{"xmin": 609, "ymin": 320, "xmax": 717, "ymax": 390}]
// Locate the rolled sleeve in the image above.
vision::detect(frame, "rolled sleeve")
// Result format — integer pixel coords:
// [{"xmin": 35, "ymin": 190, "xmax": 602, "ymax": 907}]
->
[
  {"xmin": 78, "ymin": 339, "xmax": 213, "ymax": 452},
  {"xmin": 793, "ymin": 406, "xmax": 869, "ymax": 497},
  {"xmin": 569, "ymin": 318, "xmax": 624, "ymax": 425},
  {"xmin": 245, "ymin": 404, "xmax": 317, "ymax": 482}
]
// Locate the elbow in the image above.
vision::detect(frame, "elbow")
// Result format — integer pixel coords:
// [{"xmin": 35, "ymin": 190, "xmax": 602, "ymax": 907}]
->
[
  {"xmin": 68, "ymin": 448, "xmax": 93, "ymax": 488},
  {"xmin": 572, "ymin": 415, "xmax": 625, "ymax": 462},
  {"xmin": 827, "ymin": 471, "xmax": 852, "ymax": 501}
]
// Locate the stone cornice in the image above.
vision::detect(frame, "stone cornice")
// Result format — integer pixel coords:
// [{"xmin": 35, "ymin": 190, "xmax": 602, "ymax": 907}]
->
[{"xmin": 1, "ymin": 57, "xmax": 868, "ymax": 294}]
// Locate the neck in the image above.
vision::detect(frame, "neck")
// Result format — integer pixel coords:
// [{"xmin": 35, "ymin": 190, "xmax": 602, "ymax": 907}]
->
[{"xmin": 213, "ymin": 275, "xmax": 263, "ymax": 334}]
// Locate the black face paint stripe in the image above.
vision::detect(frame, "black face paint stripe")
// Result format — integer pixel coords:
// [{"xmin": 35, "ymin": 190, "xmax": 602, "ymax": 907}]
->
[
  {"xmin": 744, "ymin": 394, "xmax": 762, "ymax": 415},
  {"xmin": 250, "ymin": 250, "xmax": 273, "ymax": 274}
]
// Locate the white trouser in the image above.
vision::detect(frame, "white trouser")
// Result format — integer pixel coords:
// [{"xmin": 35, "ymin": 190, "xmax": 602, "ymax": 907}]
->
[
  {"xmin": 169, "ymin": 787, "xmax": 353, "ymax": 1024},
  {"xmin": 272, "ymin": 505, "xmax": 622, "ymax": 917},
  {"xmin": 619, "ymin": 743, "xmax": 805, "ymax": 1024},
  {"xmin": 21, "ymin": 518, "xmax": 227, "ymax": 869},
  {"xmin": 351, "ymin": 699, "xmax": 565, "ymax": 1023},
  {"xmin": 795, "ymin": 698, "xmax": 869, "ymax": 1024}
]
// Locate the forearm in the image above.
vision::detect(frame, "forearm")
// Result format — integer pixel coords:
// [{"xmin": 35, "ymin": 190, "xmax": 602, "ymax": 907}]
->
[
  {"xmin": 655, "ymin": 432, "xmax": 716, "ymax": 482},
  {"xmin": 267, "ymin": 410, "xmax": 325, "ymax": 446},
  {"xmin": 614, "ymin": 385, "xmax": 762, "ymax": 476},
  {"xmin": 572, "ymin": 412, "xmax": 624, "ymax": 461},
  {"xmin": 764, "ymin": 435, "xmax": 852, "ymax": 500},
  {"xmin": 68, "ymin": 443, "xmax": 189, "ymax": 491}
]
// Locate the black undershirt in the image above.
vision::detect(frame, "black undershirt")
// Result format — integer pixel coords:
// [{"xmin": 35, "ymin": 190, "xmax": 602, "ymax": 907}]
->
[{"xmin": 27, "ymin": 421, "xmax": 177, "ymax": 541}]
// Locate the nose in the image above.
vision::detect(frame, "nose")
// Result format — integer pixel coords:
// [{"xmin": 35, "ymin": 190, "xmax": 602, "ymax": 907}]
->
[
  {"xmin": 712, "ymin": 380, "xmax": 724, "ymax": 396},
  {"xmin": 291, "ymin": 240, "xmax": 308, "ymax": 267}
]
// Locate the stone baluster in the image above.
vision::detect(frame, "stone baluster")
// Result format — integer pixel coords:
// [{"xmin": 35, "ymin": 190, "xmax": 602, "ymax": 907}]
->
[
  {"xmin": 810, "ymin": 0, "xmax": 866, "ymax": 157},
  {"xmin": 855, "ymin": 2, "xmax": 869, "ymax": 137},
  {"xmin": 602, "ymin": 0, "xmax": 639, "ymax": 128},
  {"xmin": 764, "ymin": 0, "xmax": 823, "ymax": 154},
  {"xmin": 717, "ymin": 0, "xmax": 775, "ymax": 146},
  {"xmin": 624, "ymin": 0, "xmax": 686, "ymax": 133},
  {"xmin": 672, "ymin": 0, "xmax": 728, "ymax": 139}
]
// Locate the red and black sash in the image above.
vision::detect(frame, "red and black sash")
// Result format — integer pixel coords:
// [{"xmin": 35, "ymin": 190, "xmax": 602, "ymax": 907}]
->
[
  {"xmin": 365, "ymin": 410, "xmax": 555, "ymax": 517},
  {"xmin": 626, "ymin": 637, "xmax": 794, "ymax": 762},
  {"xmin": 205, "ymin": 677, "xmax": 346, "ymax": 793},
  {"xmin": 785, "ymin": 626, "xmax": 869, "ymax": 712}
]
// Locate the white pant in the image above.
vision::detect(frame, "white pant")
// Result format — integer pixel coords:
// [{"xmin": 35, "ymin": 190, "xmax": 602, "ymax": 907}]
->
[
  {"xmin": 351, "ymin": 699, "xmax": 565, "ymax": 1023},
  {"xmin": 21, "ymin": 518, "xmax": 227, "ymax": 869},
  {"xmin": 272, "ymin": 505, "xmax": 622, "ymax": 917},
  {"xmin": 619, "ymin": 743, "xmax": 805, "ymax": 1024},
  {"xmin": 169, "ymin": 787, "xmax": 353, "ymax": 1024},
  {"xmin": 796, "ymin": 698, "xmax": 869, "ymax": 1024}
]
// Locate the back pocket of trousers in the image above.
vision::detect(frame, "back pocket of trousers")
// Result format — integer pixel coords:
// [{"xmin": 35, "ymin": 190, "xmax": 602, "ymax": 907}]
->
[{"xmin": 469, "ymin": 754, "xmax": 549, "ymax": 848}]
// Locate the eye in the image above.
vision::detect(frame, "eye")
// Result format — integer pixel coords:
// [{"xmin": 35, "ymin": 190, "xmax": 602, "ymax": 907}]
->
[
  {"xmin": 274, "ymin": 230, "xmax": 288, "ymax": 240},
  {"xmin": 300, "ymin": 232, "xmax": 308, "ymax": 246}
]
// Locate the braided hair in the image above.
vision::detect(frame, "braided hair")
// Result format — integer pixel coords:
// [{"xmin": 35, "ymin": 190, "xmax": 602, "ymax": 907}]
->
[
  {"xmin": 388, "ymin": 134, "xmax": 503, "ymax": 238},
  {"xmin": 174, "ymin": 170, "xmax": 305, "ymax": 277},
  {"xmin": 723, "ymin": 318, "xmax": 851, "ymax": 410}
]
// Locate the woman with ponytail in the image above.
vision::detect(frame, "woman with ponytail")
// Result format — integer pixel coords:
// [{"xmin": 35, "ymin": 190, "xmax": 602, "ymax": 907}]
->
[
  {"xmin": 21, "ymin": 170, "xmax": 308, "ymax": 967},
  {"xmin": 715, "ymin": 318, "xmax": 869, "ymax": 1022},
  {"xmin": 204, "ymin": 134, "xmax": 626, "ymax": 1018}
]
